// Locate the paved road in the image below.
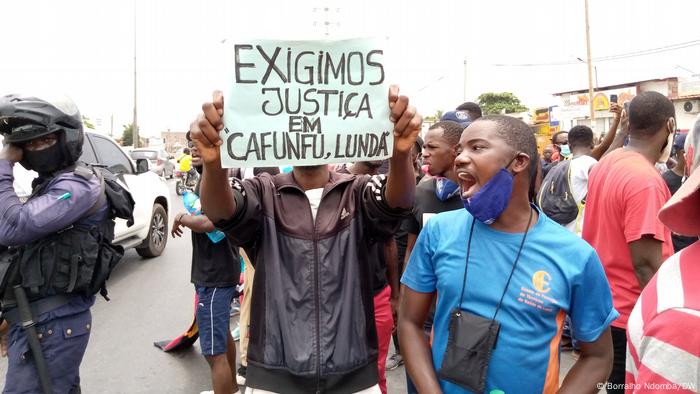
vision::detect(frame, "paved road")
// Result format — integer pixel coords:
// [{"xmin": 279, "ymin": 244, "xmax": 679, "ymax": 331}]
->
[{"xmin": 0, "ymin": 178, "xmax": 581, "ymax": 393}]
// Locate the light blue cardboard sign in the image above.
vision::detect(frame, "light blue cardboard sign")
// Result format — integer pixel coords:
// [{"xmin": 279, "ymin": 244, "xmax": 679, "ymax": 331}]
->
[{"xmin": 221, "ymin": 38, "xmax": 392, "ymax": 167}]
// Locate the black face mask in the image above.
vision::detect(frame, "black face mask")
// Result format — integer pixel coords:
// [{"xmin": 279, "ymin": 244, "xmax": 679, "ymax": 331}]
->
[{"xmin": 20, "ymin": 143, "xmax": 65, "ymax": 175}]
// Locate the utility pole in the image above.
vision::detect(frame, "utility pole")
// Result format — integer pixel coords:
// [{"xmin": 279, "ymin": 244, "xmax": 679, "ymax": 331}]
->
[
  {"xmin": 132, "ymin": 3, "xmax": 139, "ymax": 148},
  {"xmin": 595, "ymin": 66, "xmax": 600, "ymax": 89},
  {"xmin": 584, "ymin": 0, "xmax": 595, "ymax": 120},
  {"xmin": 463, "ymin": 57, "xmax": 468, "ymax": 102}
]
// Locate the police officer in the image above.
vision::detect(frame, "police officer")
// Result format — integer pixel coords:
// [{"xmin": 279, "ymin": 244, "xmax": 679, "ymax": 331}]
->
[{"xmin": 0, "ymin": 94, "xmax": 111, "ymax": 393}]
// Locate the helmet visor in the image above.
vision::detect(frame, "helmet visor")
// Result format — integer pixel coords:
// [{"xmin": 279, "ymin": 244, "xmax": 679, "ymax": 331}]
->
[{"xmin": 1, "ymin": 121, "xmax": 57, "ymax": 144}]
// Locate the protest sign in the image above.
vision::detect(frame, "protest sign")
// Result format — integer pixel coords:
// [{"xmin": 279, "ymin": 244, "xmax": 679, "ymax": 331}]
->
[{"xmin": 221, "ymin": 38, "xmax": 392, "ymax": 167}]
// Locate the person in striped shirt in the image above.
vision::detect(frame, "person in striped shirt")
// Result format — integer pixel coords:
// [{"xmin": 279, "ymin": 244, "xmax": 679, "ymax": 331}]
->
[{"xmin": 625, "ymin": 164, "xmax": 700, "ymax": 393}]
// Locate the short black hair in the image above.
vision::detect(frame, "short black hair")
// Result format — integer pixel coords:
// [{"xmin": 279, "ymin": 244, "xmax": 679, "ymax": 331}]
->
[
  {"xmin": 183, "ymin": 147, "xmax": 191, "ymax": 154},
  {"xmin": 568, "ymin": 125, "xmax": 594, "ymax": 149},
  {"xmin": 476, "ymin": 115, "xmax": 538, "ymax": 182},
  {"xmin": 429, "ymin": 120, "xmax": 464, "ymax": 146},
  {"xmin": 413, "ymin": 136, "xmax": 424, "ymax": 153},
  {"xmin": 456, "ymin": 102, "xmax": 482, "ymax": 119},
  {"xmin": 629, "ymin": 91, "xmax": 676, "ymax": 137},
  {"xmin": 551, "ymin": 131, "xmax": 568, "ymax": 145}
]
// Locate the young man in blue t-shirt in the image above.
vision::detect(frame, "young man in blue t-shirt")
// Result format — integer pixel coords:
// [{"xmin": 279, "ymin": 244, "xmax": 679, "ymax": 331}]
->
[{"xmin": 399, "ymin": 115, "xmax": 618, "ymax": 394}]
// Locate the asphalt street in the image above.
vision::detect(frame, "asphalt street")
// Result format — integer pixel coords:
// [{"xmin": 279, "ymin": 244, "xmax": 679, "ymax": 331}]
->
[{"xmin": 0, "ymin": 178, "xmax": 579, "ymax": 393}]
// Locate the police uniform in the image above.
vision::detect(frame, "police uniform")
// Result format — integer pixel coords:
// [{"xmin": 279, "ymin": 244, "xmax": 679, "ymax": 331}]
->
[{"xmin": 0, "ymin": 94, "xmax": 114, "ymax": 394}]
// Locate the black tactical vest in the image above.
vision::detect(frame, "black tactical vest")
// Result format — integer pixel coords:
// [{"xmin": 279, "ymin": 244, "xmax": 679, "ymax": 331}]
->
[{"xmin": 1, "ymin": 163, "xmax": 135, "ymax": 302}]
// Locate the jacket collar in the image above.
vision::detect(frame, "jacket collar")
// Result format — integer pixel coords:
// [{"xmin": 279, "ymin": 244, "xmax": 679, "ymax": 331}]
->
[{"xmin": 275, "ymin": 169, "xmax": 356, "ymax": 194}]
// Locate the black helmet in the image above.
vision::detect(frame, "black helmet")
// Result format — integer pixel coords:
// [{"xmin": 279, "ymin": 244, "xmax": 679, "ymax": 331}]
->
[{"xmin": 0, "ymin": 94, "xmax": 84, "ymax": 168}]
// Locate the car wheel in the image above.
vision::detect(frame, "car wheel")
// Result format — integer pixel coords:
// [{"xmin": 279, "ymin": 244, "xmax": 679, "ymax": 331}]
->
[{"xmin": 136, "ymin": 203, "xmax": 168, "ymax": 258}]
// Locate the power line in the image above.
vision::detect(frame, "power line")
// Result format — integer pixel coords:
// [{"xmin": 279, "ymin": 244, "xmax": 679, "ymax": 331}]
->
[{"xmin": 491, "ymin": 39, "xmax": 700, "ymax": 67}]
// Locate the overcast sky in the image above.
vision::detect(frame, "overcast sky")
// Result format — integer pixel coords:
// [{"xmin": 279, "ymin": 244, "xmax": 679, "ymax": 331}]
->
[{"xmin": 1, "ymin": 0, "xmax": 699, "ymax": 137}]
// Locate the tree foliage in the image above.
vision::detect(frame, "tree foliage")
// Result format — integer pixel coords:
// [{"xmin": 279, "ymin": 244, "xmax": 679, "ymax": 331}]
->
[
  {"xmin": 477, "ymin": 92, "xmax": 528, "ymax": 115},
  {"xmin": 82, "ymin": 115, "xmax": 96, "ymax": 130},
  {"xmin": 424, "ymin": 109, "xmax": 445, "ymax": 123},
  {"xmin": 121, "ymin": 124, "xmax": 134, "ymax": 146},
  {"xmin": 121, "ymin": 123, "xmax": 146, "ymax": 147}
]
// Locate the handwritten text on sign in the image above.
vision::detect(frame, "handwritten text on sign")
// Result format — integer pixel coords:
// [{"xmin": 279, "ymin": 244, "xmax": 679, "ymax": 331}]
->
[{"xmin": 221, "ymin": 38, "xmax": 393, "ymax": 167}]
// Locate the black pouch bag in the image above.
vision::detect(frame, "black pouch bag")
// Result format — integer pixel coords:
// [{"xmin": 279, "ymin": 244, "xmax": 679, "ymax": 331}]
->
[
  {"xmin": 438, "ymin": 309, "xmax": 500, "ymax": 393},
  {"xmin": 91, "ymin": 166, "xmax": 135, "ymax": 226},
  {"xmin": 437, "ymin": 211, "xmax": 533, "ymax": 393}
]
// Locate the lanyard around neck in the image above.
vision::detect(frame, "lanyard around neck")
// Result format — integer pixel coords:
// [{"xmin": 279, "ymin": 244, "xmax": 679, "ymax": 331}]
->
[{"xmin": 457, "ymin": 207, "xmax": 534, "ymax": 320}]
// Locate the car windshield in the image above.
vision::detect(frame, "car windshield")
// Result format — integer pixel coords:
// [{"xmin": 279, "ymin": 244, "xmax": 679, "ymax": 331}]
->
[{"xmin": 130, "ymin": 150, "xmax": 158, "ymax": 160}]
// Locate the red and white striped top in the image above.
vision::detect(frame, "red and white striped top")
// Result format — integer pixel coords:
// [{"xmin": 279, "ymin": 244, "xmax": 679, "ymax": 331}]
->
[{"xmin": 626, "ymin": 241, "xmax": 700, "ymax": 393}]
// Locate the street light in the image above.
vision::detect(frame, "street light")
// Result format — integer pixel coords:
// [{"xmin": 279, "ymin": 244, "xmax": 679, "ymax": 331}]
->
[{"xmin": 577, "ymin": 57, "xmax": 599, "ymax": 88}]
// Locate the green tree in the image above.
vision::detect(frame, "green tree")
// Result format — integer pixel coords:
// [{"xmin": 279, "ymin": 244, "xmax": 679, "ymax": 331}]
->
[
  {"xmin": 121, "ymin": 123, "xmax": 146, "ymax": 147},
  {"xmin": 82, "ymin": 115, "xmax": 96, "ymax": 130},
  {"xmin": 121, "ymin": 123, "xmax": 134, "ymax": 146},
  {"xmin": 477, "ymin": 92, "xmax": 528, "ymax": 115},
  {"xmin": 424, "ymin": 109, "xmax": 445, "ymax": 123}
]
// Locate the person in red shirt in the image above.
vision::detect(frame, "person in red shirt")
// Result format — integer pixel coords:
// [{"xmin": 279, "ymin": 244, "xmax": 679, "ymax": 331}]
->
[{"xmin": 582, "ymin": 91, "xmax": 676, "ymax": 393}]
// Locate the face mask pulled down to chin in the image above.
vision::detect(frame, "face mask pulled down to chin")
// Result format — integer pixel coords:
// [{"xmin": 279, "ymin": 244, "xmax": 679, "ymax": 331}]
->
[{"xmin": 461, "ymin": 155, "xmax": 519, "ymax": 224}]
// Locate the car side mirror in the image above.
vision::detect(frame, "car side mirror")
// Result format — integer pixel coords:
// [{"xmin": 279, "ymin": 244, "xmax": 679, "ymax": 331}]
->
[{"xmin": 136, "ymin": 158, "xmax": 149, "ymax": 174}]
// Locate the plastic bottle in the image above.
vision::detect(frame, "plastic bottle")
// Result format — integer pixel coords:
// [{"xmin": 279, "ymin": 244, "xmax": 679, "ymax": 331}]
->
[{"xmin": 182, "ymin": 191, "xmax": 226, "ymax": 243}]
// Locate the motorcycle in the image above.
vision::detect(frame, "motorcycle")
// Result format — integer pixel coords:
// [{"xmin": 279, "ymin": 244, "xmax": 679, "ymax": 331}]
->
[{"xmin": 175, "ymin": 169, "xmax": 198, "ymax": 196}]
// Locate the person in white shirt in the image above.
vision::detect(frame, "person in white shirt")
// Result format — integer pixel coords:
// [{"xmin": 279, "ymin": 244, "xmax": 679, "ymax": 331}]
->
[{"xmin": 565, "ymin": 125, "xmax": 599, "ymax": 233}]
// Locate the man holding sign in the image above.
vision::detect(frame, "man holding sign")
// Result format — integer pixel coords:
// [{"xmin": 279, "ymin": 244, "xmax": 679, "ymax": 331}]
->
[{"xmin": 190, "ymin": 37, "xmax": 421, "ymax": 394}]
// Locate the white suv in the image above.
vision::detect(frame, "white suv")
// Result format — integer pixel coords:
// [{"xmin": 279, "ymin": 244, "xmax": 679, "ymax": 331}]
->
[{"xmin": 2, "ymin": 131, "xmax": 171, "ymax": 258}]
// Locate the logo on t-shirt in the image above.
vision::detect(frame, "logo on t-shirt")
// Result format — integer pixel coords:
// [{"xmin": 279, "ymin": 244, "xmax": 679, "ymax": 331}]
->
[
  {"xmin": 517, "ymin": 270, "xmax": 558, "ymax": 314},
  {"xmin": 532, "ymin": 270, "xmax": 552, "ymax": 293}
]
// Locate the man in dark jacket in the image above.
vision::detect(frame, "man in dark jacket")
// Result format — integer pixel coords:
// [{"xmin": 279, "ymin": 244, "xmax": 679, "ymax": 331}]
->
[
  {"xmin": 190, "ymin": 85, "xmax": 422, "ymax": 394},
  {"xmin": 0, "ymin": 94, "xmax": 111, "ymax": 393}
]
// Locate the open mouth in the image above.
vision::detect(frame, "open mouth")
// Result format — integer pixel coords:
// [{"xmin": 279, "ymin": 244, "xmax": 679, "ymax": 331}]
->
[{"xmin": 457, "ymin": 170, "xmax": 478, "ymax": 199}]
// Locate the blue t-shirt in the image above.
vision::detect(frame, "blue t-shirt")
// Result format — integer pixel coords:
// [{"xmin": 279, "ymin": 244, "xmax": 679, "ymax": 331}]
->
[{"xmin": 401, "ymin": 207, "xmax": 618, "ymax": 394}]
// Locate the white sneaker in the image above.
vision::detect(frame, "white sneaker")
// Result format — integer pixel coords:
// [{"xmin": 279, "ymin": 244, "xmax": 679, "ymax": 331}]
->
[
  {"xmin": 386, "ymin": 353, "xmax": 404, "ymax": 371},
  {"xmin": 237, "ymin": 365, "xmax": 247, "ymax": 386}
]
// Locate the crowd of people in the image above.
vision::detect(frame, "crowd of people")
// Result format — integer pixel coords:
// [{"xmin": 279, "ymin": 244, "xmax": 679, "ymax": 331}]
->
[
  {"xmin": 1, "ymin": 86, "xmax": 699, "ymax": 394},
  {"xmin": 176, "ymin": 88, "xmax": 700, "ymax": 394}
]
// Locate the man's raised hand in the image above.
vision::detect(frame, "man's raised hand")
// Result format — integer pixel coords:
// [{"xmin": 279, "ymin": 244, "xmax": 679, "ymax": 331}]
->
[
  {"xmin": 389, "ymin": 85, "xmax": 422, "ymax": 155},
  {"xmin": 191, "ymin": 91, "xmax": 225, "ymax": 167}
]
